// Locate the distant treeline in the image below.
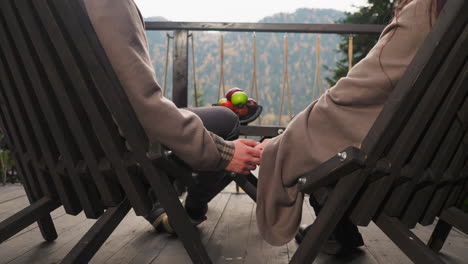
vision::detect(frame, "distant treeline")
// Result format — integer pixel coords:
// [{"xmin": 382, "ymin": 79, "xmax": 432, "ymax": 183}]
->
[{"xmin": 145, "ymin": 8, "xmax": 346, "ymax": 125}]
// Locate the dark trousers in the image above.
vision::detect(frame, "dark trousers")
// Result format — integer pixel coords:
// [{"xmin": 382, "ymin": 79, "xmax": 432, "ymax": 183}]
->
[
  {"xmin": 187, "ymin": 106, "xmax": 240, "ymax": 141},
  {"xmin": 310, "ymin": 188, "xmax": 364, "ymax": 248},
  {"xmin": 148, "ymin": 106, "xmax": 239, "ymax": 212},
  {"xmin": 184, "ymin": 106, "xmax": 240, "ymax": 205}
]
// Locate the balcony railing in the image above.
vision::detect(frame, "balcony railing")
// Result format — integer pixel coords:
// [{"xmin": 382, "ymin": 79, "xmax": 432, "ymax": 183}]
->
[{"xmin": 144, "ymin": 22, "xmax": 385, "ymax": 136}]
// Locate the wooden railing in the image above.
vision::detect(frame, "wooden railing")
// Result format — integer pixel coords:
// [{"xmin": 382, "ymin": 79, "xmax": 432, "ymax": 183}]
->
[{"xmin": 144, "ymin": 22, "xmax": 385, "ymax": 136}]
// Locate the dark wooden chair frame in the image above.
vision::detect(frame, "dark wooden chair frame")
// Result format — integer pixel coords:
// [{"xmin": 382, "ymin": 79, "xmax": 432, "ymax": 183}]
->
[
  {"xmin": 0, "ymin": 0, "xmax": 229, "ymax": 263},
  {"xmin": 0, "ymin": 1, "xmax": 467, "ymax": 264},
  {"xmin": 222, "ymin": 2, "xmax": 468, "ymax": 263},
  {"xmin": 288, "ymin": 0, "xmax": 468, "ymax": 263}
]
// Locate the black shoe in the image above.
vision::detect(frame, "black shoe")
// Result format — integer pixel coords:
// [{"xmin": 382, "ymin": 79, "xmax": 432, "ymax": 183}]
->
[
  {"xmin": 294, "ymin": 224, "xmax": 363, "ymax": 256},
  {"xmin": 145, "ymin": 206, "xmax": 175, "ymax": 234},
  {"xmin": 145, "ymin": 199, "xmax": 208, "ymax": 234},
  {"xmin": 334, "ymin": 217, "xmax": 364, "ymax": 250},
  {"xmin": 184, "ymin": 197, "xmax": 208, "ymax": 226}
]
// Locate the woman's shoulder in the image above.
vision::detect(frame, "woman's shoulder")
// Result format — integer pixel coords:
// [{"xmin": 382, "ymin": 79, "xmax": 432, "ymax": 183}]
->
[{"xmin": 379, "ymin": 0, "xmax": 433, "ymax": 40}]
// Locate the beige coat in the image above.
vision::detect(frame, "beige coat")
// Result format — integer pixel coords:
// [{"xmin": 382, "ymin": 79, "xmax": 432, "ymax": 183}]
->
[
  {"xmin": 256, "ymin": 0, "xmax": 437, "ymax": 246},
  {"xmin": 83, "ymin": 0, "xmax": 231, "ymax": 171}
]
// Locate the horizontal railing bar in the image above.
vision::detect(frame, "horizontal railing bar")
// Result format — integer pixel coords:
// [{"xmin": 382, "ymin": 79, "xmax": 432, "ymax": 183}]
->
[{"xmin": 144, "ymin": 21, "xmax": 385, "ymax": 34}]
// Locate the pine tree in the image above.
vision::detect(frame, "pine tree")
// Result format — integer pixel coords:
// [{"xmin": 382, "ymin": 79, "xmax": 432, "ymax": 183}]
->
[{"xmin": 325, "ymin": 0, "xmax": 398, "ymax": 87}]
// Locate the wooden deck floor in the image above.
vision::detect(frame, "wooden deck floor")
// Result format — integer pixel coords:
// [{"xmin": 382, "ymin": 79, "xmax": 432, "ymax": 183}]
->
[{"xmin": 0, "ymin": 183, "xmax": 467, "ymax": 264}]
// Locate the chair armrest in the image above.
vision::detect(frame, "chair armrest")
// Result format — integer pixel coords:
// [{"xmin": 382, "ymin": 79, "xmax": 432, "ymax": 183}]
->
[{"xmin": 298, "ymin": 146, "xmax": 366, "ymax": 194}]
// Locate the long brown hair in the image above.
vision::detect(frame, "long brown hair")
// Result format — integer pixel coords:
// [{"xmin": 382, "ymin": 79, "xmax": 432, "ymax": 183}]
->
[
  {"xmin": 378, "ymin": 0, "xmax": 447, "ymax": 88},
  {"xmin": 397, "ymin": 0, "xmax": 447, "ymax": 20}
]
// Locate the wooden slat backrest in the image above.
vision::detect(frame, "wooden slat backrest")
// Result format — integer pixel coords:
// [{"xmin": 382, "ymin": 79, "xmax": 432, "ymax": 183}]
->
[
  {"xmin": 383, "ymin": 43, "xmax": 468, "ymax": 228},
  {"xmin": 418, "ymin": 132, "xmax": 468, "ymax": 225},
  {"xmin": 13, "ymin": 0, "xmax": 126, "ymax": 214},
  {"xmin": 0, "ymin": 0, "xmax": 161, "ymax": 218},
  {"xmin": 0, "ymin": 94, "xmax": 61, "ymax": 212},
  {"xmin": 0, "ymin": 0, "xmax": 109, "ymax": 218},
  {"xmin": 359, "ymin": 0, "xmax": 467, "ymax": 157},
  {"xmin": 51, "ymin": 2, "xmax": 211, "ymax": 258},
  {"xmin": 0, "ymin": 0, "xmax": 209, "ymax": 255},
  {"xmin": 349, "ymin": 0, "xmax": 468, "ymax": 225},
  {"xmin": 43, "ymin": 3, "xmax": 212, "ymax": 259},
  {"xmin": 1, "ymin": 0, "xmax": 114, "ymax": 218},
  {"xmin": 354, "ymin": 38, "xmax": 468, "ymax": 225},
  {"xmin": 40, "ymin": 0, "xmax": 155, "ymax": 216},
  {"xmin": 384, "ymin": 55, "xmax": 468, "ymax": 217},
  {"xmin": 419, "ymin": 106, "xmax": 468, "ymax": 223},
  {"xmin": 0, "ymin": 6, "xmax": 85, "ymax": 215},
  {"xmin": 398, "ymin": 112, "xmax": 468, "ymax": 228}
]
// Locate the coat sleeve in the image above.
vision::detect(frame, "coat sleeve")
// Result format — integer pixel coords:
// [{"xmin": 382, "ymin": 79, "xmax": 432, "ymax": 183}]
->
[
  {"xmin": 256, "ymin": 0, "xmax": 435, "ymax": 246},
  {"xmin": 82, "ymin": 0, "xmax": 233, "ymax": 170}
]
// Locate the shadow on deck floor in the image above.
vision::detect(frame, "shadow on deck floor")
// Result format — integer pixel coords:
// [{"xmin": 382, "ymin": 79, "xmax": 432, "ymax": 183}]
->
[{"xmin": 0, "ymin": 184, "xmax": 467, "ymax": 264}]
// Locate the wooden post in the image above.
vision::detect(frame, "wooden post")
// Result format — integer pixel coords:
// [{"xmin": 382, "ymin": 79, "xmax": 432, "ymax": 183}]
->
[
  {"xmin": 173, "ymin": 30, "xmax": 189, "ymax": 108},
  {"xmin": 0, "ymin": 150, "xmax": 6, "ymax": 185}
]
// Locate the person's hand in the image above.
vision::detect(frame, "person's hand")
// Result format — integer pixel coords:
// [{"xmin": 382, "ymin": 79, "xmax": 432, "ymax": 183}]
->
[
  {"xmin": 254, "ymin": 138, "xmax": 271, "ymax": 151},
  {"xmin": 225, "ymin": 139, "xmax": 261, "ymax": 175}
]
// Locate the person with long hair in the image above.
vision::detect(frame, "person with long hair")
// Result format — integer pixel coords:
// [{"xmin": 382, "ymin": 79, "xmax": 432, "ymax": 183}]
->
[{"xmin": 255, "ymin": 0, "xmax": 448, "ymax": 254}]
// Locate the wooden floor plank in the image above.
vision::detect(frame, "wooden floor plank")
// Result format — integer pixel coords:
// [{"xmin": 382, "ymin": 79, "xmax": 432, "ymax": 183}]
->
[
  {"xmin": 0, "ymin": 194, "xmax": 27, "ymax": 206},
  {"xmin": 243, "ymin": 198, "xmax": 289, "ymax": 264},
  {"xmin": 0, "ymin": 184, "xmax": 25, "ymax": 202},
  {"xmin": 199, "ymin": 192, "xmax": 232, "ymax": 245},
  {"xmin": 285, "ymin": 196, "xmax": 316, "ymax": 261},
  {"xmin": 8, "ymin": 216, "xmax": 94, "ymax": 264},
  {"xmin": 359, "ymin": 221, "xmax": 412, "ymax": 264},
  {"xmin": 452, "ymin": 226, "xmax": 468, "ymax": 238},
  {"xmin": 151, "ymin": 192, "xmax": 235, "ymax": 264},
  {"xmin": 287, "ymin": 196, "xmax": 378, "ymax": 264},
  {"xmin": 0, "ymin": 211, "xmax": 90, "ymax": 264},
  {"xmin": 97, "ymin": 214, "xmax": 162, "ymax": 264},
  {"xmin": 1, "ymin": 184, "xmax": 468, "ymax": 264},
  {"xmin": 148, "ymin": 237, "xmax": 193, "ymax": 264},
  {"xmin": 0, "ymin": 195, "xmax": 30, "ymax": 222},
  {"xmin": 411, "ymin": 223, "xmax": 468, "ymax": 264},
  {"xmin": 124, "ymin": 228, "xmax": 170, "ymax": 264},
  {"xmin": 7, "ymin": 209, "xmax": 67, "ymax": 243},
  {"xmin": 124, "ymin": 191, "xmax": 232, "ymax": 264},
  {"xmin": 203, "ymin": 194, "xmax": 254, "ymax": 264},
  {"xmin": 0, "ymin": 193, "xmax": 67, "ymax": 241}
]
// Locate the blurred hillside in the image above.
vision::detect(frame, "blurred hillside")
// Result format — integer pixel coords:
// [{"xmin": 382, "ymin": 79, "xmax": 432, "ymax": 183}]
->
[{"xmin": 145, "ymin": 8, "xmax": 345, "ymax": 125}]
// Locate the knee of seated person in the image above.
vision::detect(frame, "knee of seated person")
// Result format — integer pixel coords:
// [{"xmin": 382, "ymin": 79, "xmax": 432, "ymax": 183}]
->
[
  {"xmin": 217, "ymin": 107, "xmax": 240, "ymax": 140},
  {"xmin": 217, "ymin": 106, "xmax": 238, "ymax": 122}
]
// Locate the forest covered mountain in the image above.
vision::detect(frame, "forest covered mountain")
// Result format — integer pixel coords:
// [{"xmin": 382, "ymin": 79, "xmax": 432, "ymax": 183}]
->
[{"xmin": 144, "ymin": 8, "xmax": 346, "ymax": 125}]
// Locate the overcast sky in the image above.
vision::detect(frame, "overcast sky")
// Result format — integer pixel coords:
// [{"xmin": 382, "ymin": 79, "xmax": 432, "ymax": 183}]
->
[{"xmin": 133, "ymin": 0, "xmax": 369, "ymax": 22}]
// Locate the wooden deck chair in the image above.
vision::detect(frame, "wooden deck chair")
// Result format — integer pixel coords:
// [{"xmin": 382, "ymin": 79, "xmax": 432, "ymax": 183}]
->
[
  {"xmin": 0, "ymin": 0, "xmax": 214, "ymax": 263},
  {"xmin": 290, "ymin": 0, "xmax": 468, "ymax": 263}
]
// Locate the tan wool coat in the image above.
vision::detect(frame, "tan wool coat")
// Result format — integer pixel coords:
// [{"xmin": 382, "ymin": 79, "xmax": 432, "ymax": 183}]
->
[
  {"xmin": 256, "ymin": 0, "xmax": 437, "ymax": 246},
  {"xmin": 82, "ymin": 0, "xmax": 233, "ymax": 171}
]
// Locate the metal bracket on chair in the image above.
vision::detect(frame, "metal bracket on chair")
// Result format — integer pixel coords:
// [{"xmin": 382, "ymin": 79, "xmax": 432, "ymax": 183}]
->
[{"xmin": 298, "ymin": 146, "xmax": 366, "ymax": 194}]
